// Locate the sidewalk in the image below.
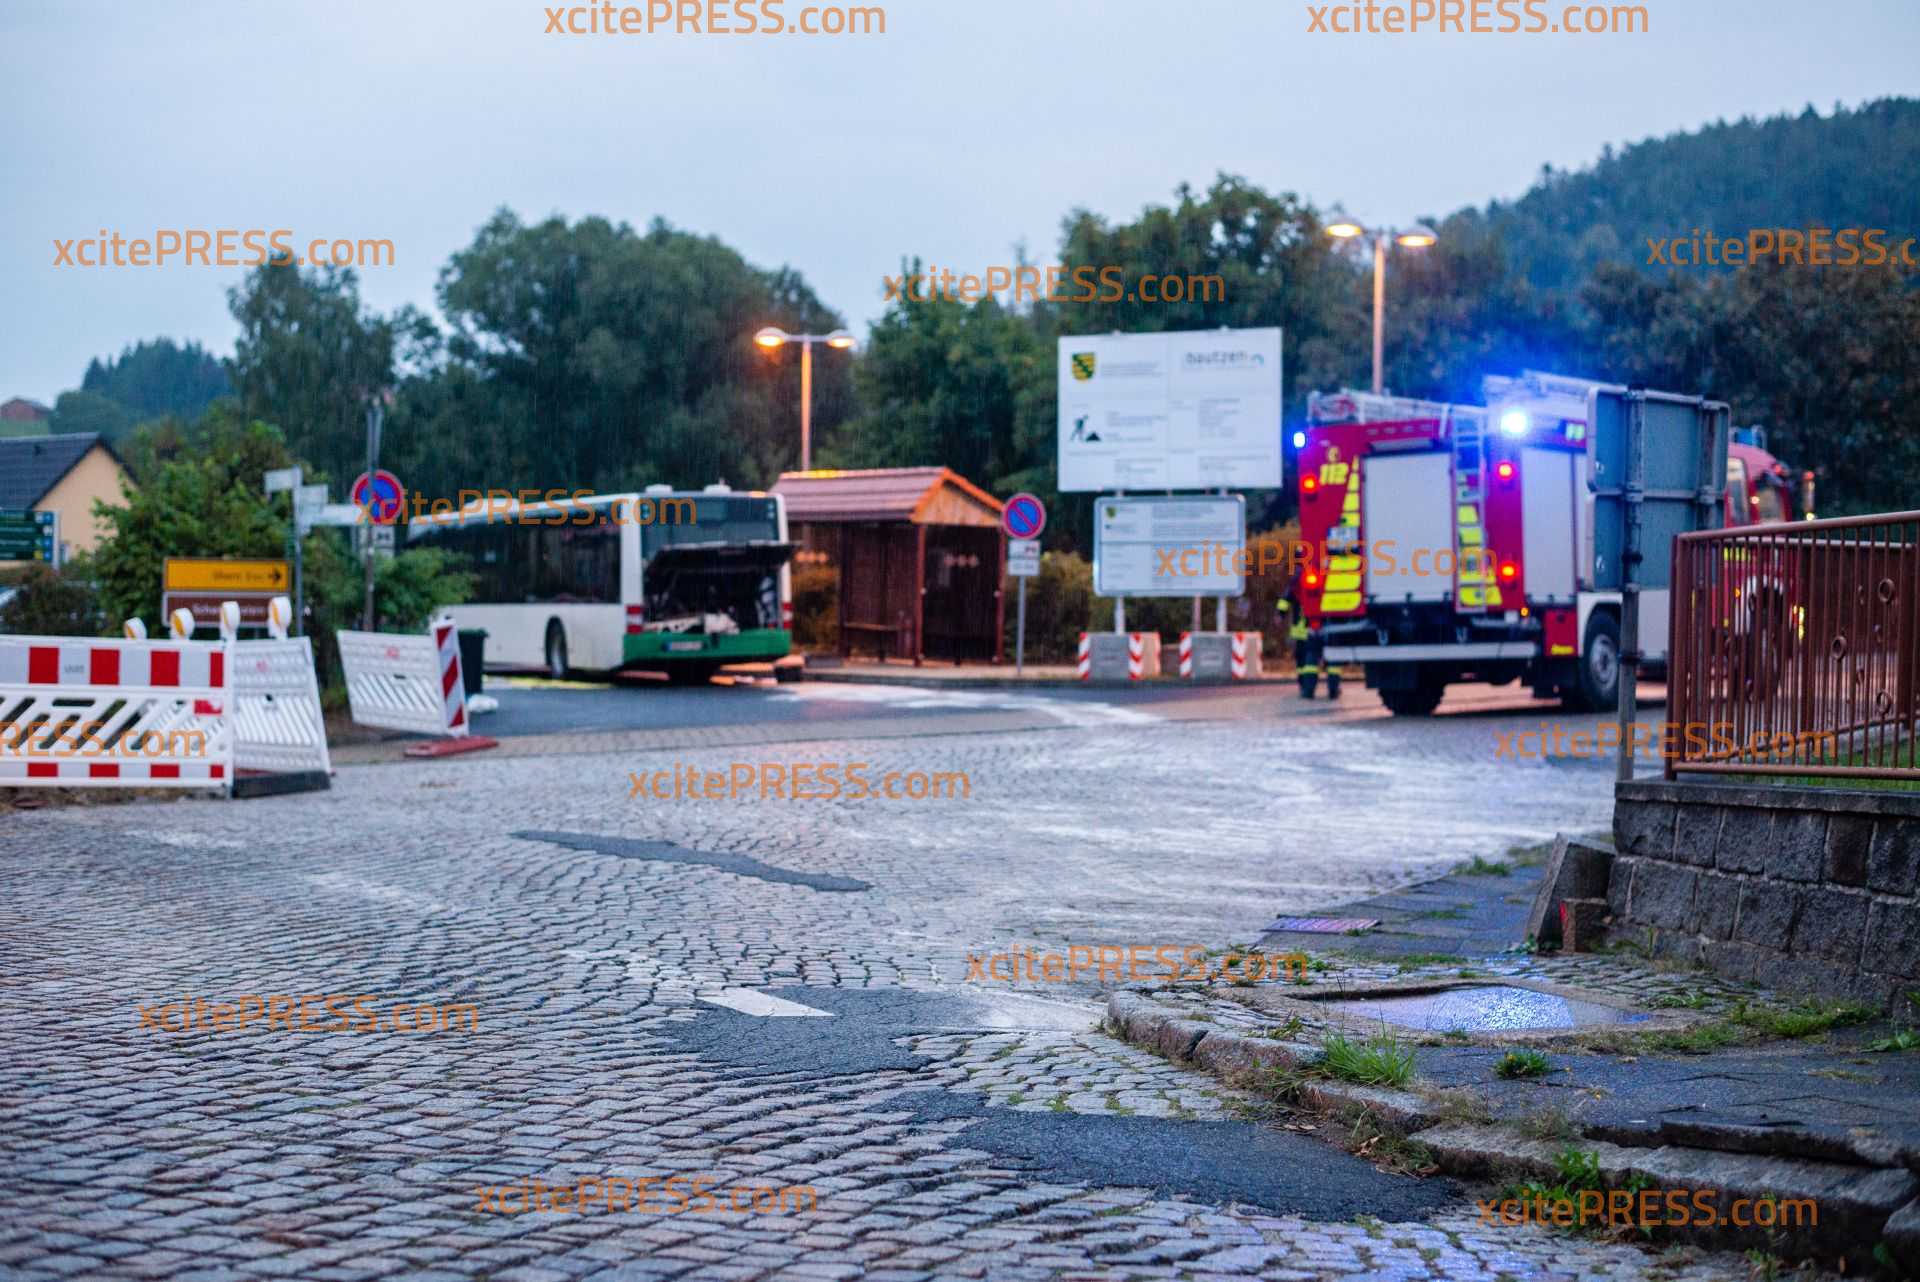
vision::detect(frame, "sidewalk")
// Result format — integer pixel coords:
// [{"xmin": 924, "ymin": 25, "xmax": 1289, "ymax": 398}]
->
[
  {"xmin": 1106, "ymin": 836, "xmax": 1920, "ymax": 1271},
  {"xmin": 798, "ymin": 654, "xmax": 1295, "ymax": 689}
]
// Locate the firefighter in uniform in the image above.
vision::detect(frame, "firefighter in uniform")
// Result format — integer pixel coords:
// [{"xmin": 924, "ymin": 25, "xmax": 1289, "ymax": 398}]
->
[{"xmin": 1279, "ymin": 579, "xmax": 1340, "ymax": 699}]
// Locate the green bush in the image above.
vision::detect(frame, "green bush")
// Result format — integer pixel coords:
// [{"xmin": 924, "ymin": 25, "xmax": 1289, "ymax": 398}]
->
[{"xmin": 0, "ymin": 563, "xmax": 103, "ymax": 636}]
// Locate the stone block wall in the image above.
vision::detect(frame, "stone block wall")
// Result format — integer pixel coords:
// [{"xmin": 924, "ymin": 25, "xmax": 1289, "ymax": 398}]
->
[{"xmin": 1612, "ymin": 780, "xmax": 1920, "ymax": 1010}]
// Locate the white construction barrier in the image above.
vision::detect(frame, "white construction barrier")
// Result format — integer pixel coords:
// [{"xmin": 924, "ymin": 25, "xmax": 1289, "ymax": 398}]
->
[
  {"xmin": 231, "ymin": 635, "xmax": 332, "ymax": 782},
  {"xmin": 338, "ymin": 616, "xmax": 470, "ymax": 738},
  {"xmin": 0, "ymin": 635, "xmax": 234, "ymax": 788}
]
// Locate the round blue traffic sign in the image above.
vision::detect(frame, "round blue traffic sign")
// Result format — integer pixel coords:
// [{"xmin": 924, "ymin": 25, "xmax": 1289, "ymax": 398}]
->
[
  {"xmin": 1002, "ymin": 492, "xmax": 1046, "ymax": 540},
  {"xmin": 352, "ymin": 469, "xmax": 407, "ymax": 525}
]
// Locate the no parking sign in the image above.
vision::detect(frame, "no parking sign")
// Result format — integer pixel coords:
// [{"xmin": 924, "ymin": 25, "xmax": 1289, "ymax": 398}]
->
[
  {"xmin": 351, "ymin": 470, "xmax": 407, "ymax": 525},
  {"xmin": 1002, "ymin": 493, "xmax": 1046, "ymax": 540}
]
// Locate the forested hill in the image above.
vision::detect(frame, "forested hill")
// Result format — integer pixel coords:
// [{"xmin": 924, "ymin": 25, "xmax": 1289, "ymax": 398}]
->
[{"xmin": 1475, "ymin": 97, "xmax": 1920, "ymax": 291}]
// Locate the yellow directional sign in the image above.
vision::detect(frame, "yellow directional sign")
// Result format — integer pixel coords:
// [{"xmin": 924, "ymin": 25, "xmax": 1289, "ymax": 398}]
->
[{"xmin": 163, "ymin": 558, "xmax": 291, "ymax": 593}]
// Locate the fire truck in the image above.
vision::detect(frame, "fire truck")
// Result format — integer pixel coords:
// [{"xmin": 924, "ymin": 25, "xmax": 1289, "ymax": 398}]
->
[{"xmin": 1296, "ymin": 372, "xmax": 1806, "ymax": 716}]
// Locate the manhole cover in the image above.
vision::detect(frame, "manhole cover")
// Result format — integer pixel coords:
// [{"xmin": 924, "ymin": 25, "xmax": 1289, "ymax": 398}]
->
[{"xmin": 1321, "ymin": 985, "xmax": 1650, "ymax": 1032}]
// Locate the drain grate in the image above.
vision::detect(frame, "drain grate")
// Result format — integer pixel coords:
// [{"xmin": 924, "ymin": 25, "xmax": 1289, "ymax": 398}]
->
[{"xmin": 1262, "ymin": 916, "xmax": 1380, "ymax": 935}]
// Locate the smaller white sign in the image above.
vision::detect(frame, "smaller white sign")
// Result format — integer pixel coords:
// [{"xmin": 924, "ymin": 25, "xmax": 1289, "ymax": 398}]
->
[
  {"xmin": 295, "ymin": 483, "xmax": 328, "ymax": 510},
  {"xmin": 1094, "ymin": 495, "xmax": 1246, "ymax": 598},
  {"xmin": 1007, "ymin": 539, "xmax": 1041, "ymax": 578},
  {"xmin": 263, "ymin": 467, "xmax": 302, "ymax": 495}
]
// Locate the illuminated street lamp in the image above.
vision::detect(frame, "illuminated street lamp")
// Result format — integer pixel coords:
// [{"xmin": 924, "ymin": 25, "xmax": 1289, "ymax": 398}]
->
[
  {"xmin": 1326, "ymin": 221, "xmax": 1439, "ymax": 394},
  {"xmin": 754, "ymin": 326, "xmax": 855, "ymax": 471}
]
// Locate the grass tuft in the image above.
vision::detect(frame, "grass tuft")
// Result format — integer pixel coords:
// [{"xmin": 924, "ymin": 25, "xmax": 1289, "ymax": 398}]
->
[
  {"xmin": 1321, "ymin": 1031, "xmax": 1418, "ymax": 1088},
  {"xmin": 1495, "ymin": 1048, "xmax": 1552, "ymax": 1079}
]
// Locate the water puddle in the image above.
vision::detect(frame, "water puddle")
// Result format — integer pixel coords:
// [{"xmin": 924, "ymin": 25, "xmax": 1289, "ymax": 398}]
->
[{"xmin": 1322, "ymin": 984, "xmax": 1650, "ymax": 1031}]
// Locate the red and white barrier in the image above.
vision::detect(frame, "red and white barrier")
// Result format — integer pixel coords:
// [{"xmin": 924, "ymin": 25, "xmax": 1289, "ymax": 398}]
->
[
  {"xmin": 1231, "ymin": 632, "xmax": 1263, "ymax": 679},
  {"xmin": 1177, "ymin": 635, "xmax": 1194, "ymax": 677},
  {"xmin": 1077, "ymin": 633, "xmax": 1092, "ymax": 680},
  {"xmin": 0, "ymin": 636, "xmax": 233, "ymax": 788},
  {"xmin": 337, "ymin": 616, "xmax": 470, "ymax": 738},
  {"xmin": 1126, "ymin": 633, "xmax": 1156, "ymax": 680}
]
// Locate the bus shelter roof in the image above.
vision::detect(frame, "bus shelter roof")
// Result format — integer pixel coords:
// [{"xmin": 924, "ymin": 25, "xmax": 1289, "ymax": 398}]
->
[{"xmin": 771, "ymin": 467, "xmax": 1003, "ymax": 528}]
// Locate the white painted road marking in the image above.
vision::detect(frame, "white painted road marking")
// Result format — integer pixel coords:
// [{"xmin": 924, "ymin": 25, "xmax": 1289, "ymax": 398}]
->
[
  {"xmin": 563, "ymin": 948, "xmax": 834, "ymax": 1016},
  {"xmin": 696, "ymin": 988, "xmax": 833, "ymax": 1017}
]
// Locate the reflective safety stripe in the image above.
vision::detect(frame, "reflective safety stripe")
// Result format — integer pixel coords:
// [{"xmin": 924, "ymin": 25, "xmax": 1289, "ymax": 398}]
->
[{"xmin": 1297, "ymin": 664, "xmax": 1320, "ymax": 675}]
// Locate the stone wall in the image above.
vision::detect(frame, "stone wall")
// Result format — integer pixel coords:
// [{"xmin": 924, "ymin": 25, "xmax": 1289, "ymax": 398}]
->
[{"xmin": 1613, "ymin": 780, "xmax": 1920, "ymax": 1010}]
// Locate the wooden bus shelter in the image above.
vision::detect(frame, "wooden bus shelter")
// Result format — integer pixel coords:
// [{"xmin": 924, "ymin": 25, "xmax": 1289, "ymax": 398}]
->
[{"xmin": 771, "ymin": 467, "xmax": 1005, "ymax": 665}]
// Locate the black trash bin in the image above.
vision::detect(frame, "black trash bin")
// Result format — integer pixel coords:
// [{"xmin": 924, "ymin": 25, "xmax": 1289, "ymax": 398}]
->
[{"xmin": 457, "ymin": 629, "xmax": 487, "ymax": 698}]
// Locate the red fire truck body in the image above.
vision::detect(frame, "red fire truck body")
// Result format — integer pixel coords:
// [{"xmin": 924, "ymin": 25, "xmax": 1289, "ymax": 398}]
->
[{"xmin": 1297, "ymin": 374, "xmax": 1802, "ymax": 716}]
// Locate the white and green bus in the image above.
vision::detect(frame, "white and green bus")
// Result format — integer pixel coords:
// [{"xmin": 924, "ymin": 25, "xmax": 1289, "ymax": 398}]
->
[{"xmin": 408, "ymin": 485, "xmax": 794, "ymax": 681}]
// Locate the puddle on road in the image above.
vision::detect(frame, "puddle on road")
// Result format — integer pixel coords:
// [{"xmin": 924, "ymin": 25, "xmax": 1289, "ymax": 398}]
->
[{"xmin": 1323, "ymin": 984, "xmax": 1650, "ymax": 1031}]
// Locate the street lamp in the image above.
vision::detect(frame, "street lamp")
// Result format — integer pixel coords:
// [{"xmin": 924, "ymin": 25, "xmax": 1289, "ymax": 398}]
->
[
  {"xmin": 754, "ymin": 326, "xmax": 855, "ymax": 471},
  {"xmin": 1325, "ymin": 221, "xmax": 1439, "ymax": 395}
]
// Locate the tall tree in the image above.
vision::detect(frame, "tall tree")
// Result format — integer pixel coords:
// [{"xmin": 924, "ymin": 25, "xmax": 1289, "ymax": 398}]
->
[{"xmin": 228, "ymin": 257, "xmax": 397, "ymax": 490}]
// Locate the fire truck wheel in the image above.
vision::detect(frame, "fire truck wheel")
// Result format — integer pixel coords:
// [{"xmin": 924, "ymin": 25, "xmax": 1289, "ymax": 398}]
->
[
  {"xmin": 1380, "ymin": 683, "xmax": 1443, "ymax": 716},
  {"xmin": 1572, "ymin": 610, "xmax": 1621, "ymax": 711}
]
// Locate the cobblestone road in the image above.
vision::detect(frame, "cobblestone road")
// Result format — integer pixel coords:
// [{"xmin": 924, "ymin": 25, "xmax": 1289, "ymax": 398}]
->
[{"xmin": 0, "ymin": 684, "xmax": 1777, "ymax": 1280}]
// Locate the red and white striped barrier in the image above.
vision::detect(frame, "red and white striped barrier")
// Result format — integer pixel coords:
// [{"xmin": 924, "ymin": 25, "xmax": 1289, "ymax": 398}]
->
[
  {"xmin": 1177, "ymin": 635, "xmax": 1194, "ymax": 677},
  {"xmin": 0, "ymin": 636, "xmax": 233, "ymax": 788},
  {"xmin": 1126, "ymin": 633, "xmax": 1159, "ymax": 679},
  {"xmin": 337, "ymin": 616, "xmax": 470, "ymax": 739},
  {"xmin": 1231, "ymin": 632, "xmax": 1263, "ymax": 679},
  {"xmin": 1077, "ymin": 633, "xmax": 1092, "ymax": 680}
]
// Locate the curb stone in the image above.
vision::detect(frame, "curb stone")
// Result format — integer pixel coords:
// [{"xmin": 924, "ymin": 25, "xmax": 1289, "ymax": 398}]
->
[{"xmin": 1106, "ymin": 989, "xmax": 1918, "ymax": 1268}]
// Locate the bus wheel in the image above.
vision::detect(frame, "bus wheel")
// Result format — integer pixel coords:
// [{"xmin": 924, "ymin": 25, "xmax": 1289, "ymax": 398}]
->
[
  {"xmin": 1380, "ymin": 683, "xmax": 1443, "ymax": 716},
  {"xmin": 1569, "ymin": 611, "xmax": 1620, "ymax": 711},
  {"xmin": 544, "ymin": 622, "xmax": 570, "ymax": 680}
]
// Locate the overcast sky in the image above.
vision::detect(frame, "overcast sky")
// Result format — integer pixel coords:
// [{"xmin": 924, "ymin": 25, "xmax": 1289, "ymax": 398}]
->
[{"xmin": 3, "ymin": 0, "xmax": 1914, "ymax": 403}]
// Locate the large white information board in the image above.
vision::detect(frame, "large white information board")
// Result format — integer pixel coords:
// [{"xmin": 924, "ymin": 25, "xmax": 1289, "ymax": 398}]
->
[
  {"xmin": 1058, "ymin": 328, "xmax": 1282, "ymax": 492},
  {"xmin": 1094, "ymin": 495, "xmax": 1246, "ymax": 598}
]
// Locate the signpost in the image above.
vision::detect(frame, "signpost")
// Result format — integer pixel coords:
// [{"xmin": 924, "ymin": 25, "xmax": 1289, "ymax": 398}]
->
[
  {"xmin": 1093, "ymin": 495, "xmax": 1246, "ymax": 598},
  {"xmin": 164, "ymin": 558, "xmax": 291, "ymax": 593},
  {"xmin": 1000, "ymin": 494, "xmax": 1047, "ymax": 675},
  {"xmin": 162, "ymin": 557, "xmax": 291, "ymax": 633},
  {"xmin": 1588, "ymin": 387, "xmax": 1730, "ymax": 782},
  {"xmin": 0, "ymin": 510, "xmax": 57, "ymax": 565},
  {"xmin": 351, "ymin": 464, "xmax": 404, "ymax": 630},
  {"xmin": 1057, "ymin": 327, "xmax": 1282, "ymax": 493}
]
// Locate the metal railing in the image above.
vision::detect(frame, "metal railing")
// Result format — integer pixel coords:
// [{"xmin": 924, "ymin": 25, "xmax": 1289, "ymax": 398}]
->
[{"xmin": 1667, "ymin": 511, "xmax": 1920, "ymax": 781}]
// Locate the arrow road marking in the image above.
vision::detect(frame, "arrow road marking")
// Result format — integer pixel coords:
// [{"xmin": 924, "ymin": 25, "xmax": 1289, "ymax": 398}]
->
[
  {"xmin": 563, "ymin": 949, "xmax": 834, "ymax": 1017},
  {"xmin": 696, "ymin": 989, "xmax": 833, "ymax": 1018}
]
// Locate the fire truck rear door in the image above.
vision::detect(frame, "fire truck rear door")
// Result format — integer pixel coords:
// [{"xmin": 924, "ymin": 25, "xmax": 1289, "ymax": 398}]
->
[
  {"xmin": 1362, "ymin": 451, "xmax": 1455, "ymax": 603},
  {"xmin": 1521, "ymin": 446, "xmax": 1578, "ymax": 602}
]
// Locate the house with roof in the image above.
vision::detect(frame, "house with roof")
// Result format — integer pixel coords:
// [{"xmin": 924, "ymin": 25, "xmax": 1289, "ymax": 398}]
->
[
  {"xmin": 0, "ymin": 397, "xmax": 54, "ymax": 438},
  {"xmin": 0, "ymin": 432, "xmax": 135, "ymax": 565}
]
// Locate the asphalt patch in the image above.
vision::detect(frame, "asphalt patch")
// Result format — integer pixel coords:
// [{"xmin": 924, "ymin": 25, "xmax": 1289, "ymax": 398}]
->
[
  {"xmin": 888, "ymin": 1089, "xmax": 1457, "ymax": 1222},
  {"xmin": 513, "ymin": 831, "xmax": 871, "ymax": 893},
  {"xmin": 654, "ymin": 987, "xmax": 1455, "ymax": 1221}
]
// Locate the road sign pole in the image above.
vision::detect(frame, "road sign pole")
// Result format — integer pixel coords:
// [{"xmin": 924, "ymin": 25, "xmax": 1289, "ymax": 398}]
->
[
  {"xmin": 1016, "ymin": 577, "xmax": 1027, "ymax": 676},
  {"xmin": 1615, "ymin": 391, "xmax": 1646, "ymax": 783},
  {"xmin": 362, "ymin": 403, "xmax": 382, "ymax": 631}
]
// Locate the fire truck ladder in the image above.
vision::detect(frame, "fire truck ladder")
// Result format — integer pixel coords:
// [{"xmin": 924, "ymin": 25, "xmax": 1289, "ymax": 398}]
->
[{"xmin": 1451, "ymin": 409, "xmax": 1500, "ymax": 612}]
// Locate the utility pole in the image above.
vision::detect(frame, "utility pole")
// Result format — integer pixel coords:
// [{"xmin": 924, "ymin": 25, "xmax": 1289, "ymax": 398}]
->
[{"xmin": 362, "ymin": 399, "xmax": 384, "ymax": 631}]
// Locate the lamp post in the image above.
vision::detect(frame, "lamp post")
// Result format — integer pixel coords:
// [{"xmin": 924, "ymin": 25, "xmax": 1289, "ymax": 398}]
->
[
  {"xmin": 1325, "ymin": 222, "xmax": 1438, "ymax": 395},
  {"xmin": 754, "ymin": 327, "xmax": 855, "ymax": 471}
]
